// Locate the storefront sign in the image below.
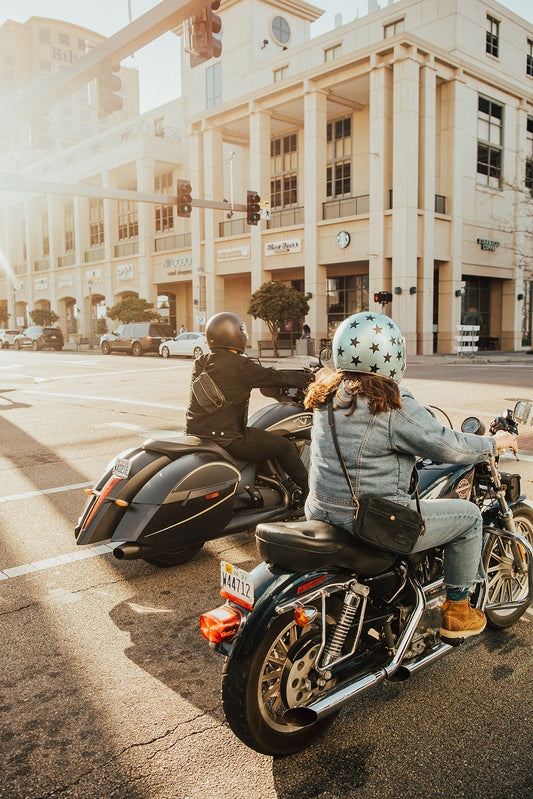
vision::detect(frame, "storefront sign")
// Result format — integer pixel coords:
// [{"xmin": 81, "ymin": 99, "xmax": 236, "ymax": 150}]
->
[
  {"xmin": 217, "ymin": 247, "xmax": 250, "ymax": 261},
  {"xmin": 265, "ymin": 239, "xmax": 301, "ymax": 256},
  {"xmin": 163, "ymin": 256, "xmax": 193, "ymax": 275},
  {"xmin": 58, "ymin": 275, "xmax": 73, "ymax": 288},
  {"xmin": 34, "ymin": 278, "xmax": 48, "ymax": 290},
  {"xmin": 117, "ymin": 263, "xmax": 134, "ymax": 281},
  {"xmin": 477, "ymin": 238, "xmax": 500, "ymax": 252}
]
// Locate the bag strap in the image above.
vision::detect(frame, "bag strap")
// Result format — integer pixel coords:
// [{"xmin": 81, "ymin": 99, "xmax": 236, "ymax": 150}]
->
[{"xmin": 327, "ymin": 401, "xmax": 424, "ymax": 522}]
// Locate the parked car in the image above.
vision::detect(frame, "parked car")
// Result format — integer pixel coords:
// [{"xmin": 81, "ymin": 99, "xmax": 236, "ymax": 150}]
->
[
  {"xmin": 100, "ymin": 322, "xmax": 174, "ymax": 356},
  {"xmin": 13, "ymin": 326, "xmax": 64, "ymax": 351},
  {"xmin": 0, "ymin": 329, "xmax": 20, "ymax": 348},
  {"xmin": 159, "ymin": 332, "xmax": 208, "ymax": 359}
]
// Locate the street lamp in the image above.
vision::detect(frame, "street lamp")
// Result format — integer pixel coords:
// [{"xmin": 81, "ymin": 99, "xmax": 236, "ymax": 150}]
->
[{"xmin": 87, "ymin": 278, "xmax": 93, "ymax": 343}]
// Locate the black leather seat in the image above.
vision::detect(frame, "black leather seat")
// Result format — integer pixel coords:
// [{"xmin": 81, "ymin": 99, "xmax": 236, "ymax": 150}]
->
[{"xmin": 256, "ymin": 520, "xmax": 397, "ymax": 577}]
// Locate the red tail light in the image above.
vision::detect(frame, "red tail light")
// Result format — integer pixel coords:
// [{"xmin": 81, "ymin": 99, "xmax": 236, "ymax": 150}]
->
[
  {"xmin": 82, "ymin": 475, "xmax": 123, "ymax": 531},
  {"xmin": 200, "ymin": 605, "xmax": 243, "ymax": 644}
]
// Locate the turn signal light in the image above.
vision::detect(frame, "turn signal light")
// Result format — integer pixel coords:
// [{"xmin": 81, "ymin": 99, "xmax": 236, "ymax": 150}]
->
[{"xmin": 200, "ymin": 605, "xmax": 243, "ymax": 643}]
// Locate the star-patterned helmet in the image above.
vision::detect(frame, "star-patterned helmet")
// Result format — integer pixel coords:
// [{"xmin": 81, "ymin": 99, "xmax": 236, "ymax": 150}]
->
[{"xmin": 332, "ymin": 312, "xmax": 406, "ymax": 384}]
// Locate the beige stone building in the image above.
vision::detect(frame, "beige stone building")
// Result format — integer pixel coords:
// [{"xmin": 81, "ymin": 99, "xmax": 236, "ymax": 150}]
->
[{"xmin": 1, "ymin": 0, "xmax": 532, "ymax": 352}]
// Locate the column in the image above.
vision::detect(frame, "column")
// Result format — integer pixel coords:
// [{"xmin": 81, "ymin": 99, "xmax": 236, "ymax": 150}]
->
[
  {"xmin": 391, "ymin": 48, "xmax": 420, "ymax": 353},
  {"xmin": 368, "ymin": 61, "xmax": 393, "ymax": 304},
  {"xmin": 418, "ymin": 61, "xmax": 437, "ymax": 354},
  {"xmin": 303, "ymin": 85, "xmax": 327, "ymax": 344},
  {"xmin": 102, "ymin": 169, "xmax": 117, "ymax": 316},
  {"xmin": 203, "ymin": 125, "xmax": 224, "ymax": 320},
  {"xmin": 136, "ymin": 156, "xmax": 156, "ymax": 302},
  {"xmin": 189, "ymin": 125, "xmax": 204, "ymax": 324},
  {"xmin": 438, "ymin": 72, "xmax": 467, "ymax": 353},
  {"xmin": 249, "ymin": 105, "xmax": 271, "ymax": 345}
]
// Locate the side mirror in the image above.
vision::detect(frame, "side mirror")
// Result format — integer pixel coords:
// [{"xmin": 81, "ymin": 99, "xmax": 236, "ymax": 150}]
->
[{"xmin": 513, "ymin": 400, "xmax": 533, "ymax": 425}]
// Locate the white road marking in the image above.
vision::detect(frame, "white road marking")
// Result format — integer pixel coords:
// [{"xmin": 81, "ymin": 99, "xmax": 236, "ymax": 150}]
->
[
  {"xmin": 0, "ymin": 481, "xmax": 92, "ymax": 503},
  {"xmin": 21, "ymin": 390, "xmax": 187, "ymax": 410},
  {"xmin": 0, "ymin": 542, "xmax": 119, "ymax": 580}
]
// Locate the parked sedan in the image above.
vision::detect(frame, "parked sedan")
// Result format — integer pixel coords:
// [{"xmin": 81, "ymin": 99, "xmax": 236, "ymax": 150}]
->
[
  {"xmin": 0, "ymin": 329, "xmax": 20, "ymax": 348},
  {"xmin": 159, "ymin": 332, "xmax": 208, "ymax": 359}
]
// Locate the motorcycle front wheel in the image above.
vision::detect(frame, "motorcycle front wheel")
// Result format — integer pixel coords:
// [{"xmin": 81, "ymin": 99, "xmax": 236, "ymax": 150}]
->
[
  {"xmin": 483, "ymin": 502, "xmax": 533, "ymax": 628},
  {"xmin": 221, "ymin": 610, "xmax": 337, "ymax": 756}
]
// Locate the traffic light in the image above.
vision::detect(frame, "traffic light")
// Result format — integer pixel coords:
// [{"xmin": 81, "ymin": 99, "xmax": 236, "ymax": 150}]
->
[
  {"xmin": 96, "ymin": 66, "xmax": 122, "ymax": 119},
  {"xmin": 177, "ymin": 179, "xmax": 192, "ymax": 218},
  {"xmin": 374, "ymin": 291, "xmax": 393, "ymax": 305},
  {"xmin": 187, "ymin": 1, "xmax": 222, "ymax": 67},
  {"xmin": 246, "ymin": 190, "xmax": 261, "ymax": 226}
]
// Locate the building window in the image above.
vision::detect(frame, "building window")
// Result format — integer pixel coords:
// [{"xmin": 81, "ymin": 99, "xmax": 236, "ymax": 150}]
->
[
  {"xmin": 58, "ymin": 32, "xmax": 70, "ymax": 46},
  {"xmin": 527, "ymin": 39, "xmax": 533, "ymax": 77},
  {"xmin": 154, "ymin": 117, "xmax": 165, "ymax": 137},
  {"xmin": 270, "ymin": 133, "xmax": 298, "ymax": 208},
  {"xmin": 526, "ymin": 117, "xmax": 533, "ymax": 197},
  {"xmin": 324, "ymin": 45, "xmax": 341, "ymax": 62},
  {"xmin": 89, "ymin": 198, "xmax": 104, "ymax": 246},
  {"xmin": 384, "ymin": 18, "xmax": 404, "ymax": 38},
  {"xmin": 326, "ymin": 117, "xmax": 352, "ymax": 198},
  {"xmin": 155, "ymin": 172, "xmax": 174, "ymax": 232},
  {"xmin": 64, "ymin": 205, "xmax": 75, "ymax": 252},
  {"xmin": 118, "ymin": 197, "xmax": 138, "ymax": 240},
  {"xmin": 273, "ymin": 66, "xmax": 288, "ymax": 82},
  {"xmin": 206, "ymin": 62, "xmax": 222, "ymax": 108},
  {"xmin": 271, "ymin": 16, "xmax": 290, "ymax": 46},
  {"xmin": 42, "ymin": 216, "xmax": 49, "ymax": 257},
  {"xmin": 477, "ymin": 96, "xmax": 503, "ymax": 189},
  {"xmin": 327, "ymin": 274, "xmax": 369, "ymax": 338},
  {"xmin": 38, "ymin": 27, "xmax": 50, "ymax": 44},
  {"xmin": 486, "ymin": 15, "xmax": 499, "ymax": 58},
  {"xmin": 78, "ymin": 38, "xmax": 86, "ymax": 50}
]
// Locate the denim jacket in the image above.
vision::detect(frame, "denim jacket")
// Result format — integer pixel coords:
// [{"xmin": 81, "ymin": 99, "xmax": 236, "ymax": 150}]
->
[{"xmin": 308, "ymin": 386, "xmax": 497, "ymax": 510}]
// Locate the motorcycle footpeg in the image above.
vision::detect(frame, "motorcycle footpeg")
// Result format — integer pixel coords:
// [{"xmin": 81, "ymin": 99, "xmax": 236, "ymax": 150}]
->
[{"xmin": 439, "ymin": 634, "xmax": 464, "ymax": 647}]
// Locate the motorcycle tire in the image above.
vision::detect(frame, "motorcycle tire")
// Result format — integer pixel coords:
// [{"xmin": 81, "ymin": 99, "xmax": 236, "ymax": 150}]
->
[
  {"xmin": 483, "ymin": 502, "xmax": 533, "ymax": 629},
  {"xmin": 142, "ymin": 543, "xmax": 203, "ymax": 568},
  {"xmin": 221, "ymin": 610, "xmax": 338, "ymax": 756}
]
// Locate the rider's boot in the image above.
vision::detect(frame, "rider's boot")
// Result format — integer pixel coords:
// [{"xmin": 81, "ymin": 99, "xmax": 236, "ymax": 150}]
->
[{"xmin": 439, "ymin": 599, "xmax": 487, "ymax": 640}]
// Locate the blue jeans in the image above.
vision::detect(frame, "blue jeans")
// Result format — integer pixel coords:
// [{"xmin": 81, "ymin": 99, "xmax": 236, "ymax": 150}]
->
[{"xmin": 305, "ymin": 493, "xmax": 484, "ymax": 591}]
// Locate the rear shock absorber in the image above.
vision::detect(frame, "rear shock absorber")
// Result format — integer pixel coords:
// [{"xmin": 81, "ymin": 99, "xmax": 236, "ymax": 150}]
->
[{"xmin": 321, "ymin": 590, "xmax": 362, "ymax": 667}]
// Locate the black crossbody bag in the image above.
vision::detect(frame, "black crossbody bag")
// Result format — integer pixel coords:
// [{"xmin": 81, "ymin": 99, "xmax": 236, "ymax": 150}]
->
[{"xmin": 327, "ymin": 403, "xmax": 425, "ymax": 555}]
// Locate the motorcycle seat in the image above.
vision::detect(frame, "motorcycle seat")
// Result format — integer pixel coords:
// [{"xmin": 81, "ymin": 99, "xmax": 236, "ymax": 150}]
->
[
  {"xmin": 256, "ymin": 520, "xmax": 397, "ymax": 578},
  {"xmin": 142, "ymin": 436, "xmax": 246, "ymax": 470}
]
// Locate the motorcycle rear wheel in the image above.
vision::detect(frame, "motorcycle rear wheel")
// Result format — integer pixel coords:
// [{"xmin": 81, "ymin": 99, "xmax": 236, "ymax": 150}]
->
[
  {"xmin": 483, "ymin": 503, "xmax": 533, "ymax": 628},
  {"xmin": 222, "ymin": 611, "xmax": 338, "ymax": 756},
  {"xmin": 142, "ymin": 543, "xmax": 203, "ymax": 567}
]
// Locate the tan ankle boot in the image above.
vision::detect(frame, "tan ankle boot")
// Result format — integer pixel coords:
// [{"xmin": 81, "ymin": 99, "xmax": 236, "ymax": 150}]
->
[{"xmin": 440, "ymin": 598, "xmax": 486, "ymax": 640}]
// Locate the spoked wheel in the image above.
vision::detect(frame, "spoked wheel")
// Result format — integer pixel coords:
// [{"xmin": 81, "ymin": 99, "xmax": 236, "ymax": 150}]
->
[
  {"xmin": 483, "ymin": 503, "xmax": 533, "ymax": 628},
  {"xmin": 142, "ymin": 543, "xmax": 203, "ymax": 567},
  {"xmin": 193, "ymin": 346, "xmax": 203, "ymax": 359},
  {"xmin": 222, "ymin": 611, "xmax": 337, "ymax": 756}
]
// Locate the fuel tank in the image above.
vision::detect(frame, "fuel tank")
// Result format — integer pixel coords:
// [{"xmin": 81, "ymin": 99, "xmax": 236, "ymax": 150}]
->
[
  {"xmin": 249, "ymin": 402, "xmax": 313, "ymax": 438},
  {"xmin": 417, "ymin": 461, "xmax": 475, "ymax": 501}
]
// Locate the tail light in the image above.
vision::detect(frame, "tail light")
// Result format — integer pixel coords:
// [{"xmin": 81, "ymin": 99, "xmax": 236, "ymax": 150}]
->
[
  {"xmin": 81, "ymin": 475, "xmax": 123, "ymax": 531},
  {"xmin": 200, "ymin": 605, "xmax": 243, "ymax": 644}
]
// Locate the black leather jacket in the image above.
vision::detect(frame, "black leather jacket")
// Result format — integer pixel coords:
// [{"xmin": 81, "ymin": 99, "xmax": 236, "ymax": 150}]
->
[{"xmin": 185, "ymin": 349, "xmax": 310, "ymax": 442}]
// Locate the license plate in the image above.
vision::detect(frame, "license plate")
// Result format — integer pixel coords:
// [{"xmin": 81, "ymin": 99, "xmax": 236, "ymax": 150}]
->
[
  {"xmin": 220, "ymin": 562, "xmax": 254, "ymax": 610},
  {"xmin": 112, "ymin": 457, "xmax": 131, "ymax": 479}
]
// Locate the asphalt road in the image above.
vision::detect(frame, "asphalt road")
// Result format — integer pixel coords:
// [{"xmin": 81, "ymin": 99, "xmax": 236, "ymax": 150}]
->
[{"xmin": 0, "ymin": 348, "xmax": 532, "ymax": 799}]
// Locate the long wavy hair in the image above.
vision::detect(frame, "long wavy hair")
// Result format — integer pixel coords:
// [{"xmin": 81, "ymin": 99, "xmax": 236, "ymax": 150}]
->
[{"xmin": 305, "ymin": 370, "xmax": 402, "ymax": 416}]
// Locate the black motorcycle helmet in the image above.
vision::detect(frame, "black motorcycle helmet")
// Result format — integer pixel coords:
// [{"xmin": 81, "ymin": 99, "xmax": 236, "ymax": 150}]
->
[{"xmin": 206, "ymin": 312, "xmax": 248, "ymax": 353}]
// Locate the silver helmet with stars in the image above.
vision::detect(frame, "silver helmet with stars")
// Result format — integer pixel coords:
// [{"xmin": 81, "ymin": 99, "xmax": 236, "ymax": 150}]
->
[{"xmin": 332, "ymin": 312, "xmax": 406, "ymax": 384}]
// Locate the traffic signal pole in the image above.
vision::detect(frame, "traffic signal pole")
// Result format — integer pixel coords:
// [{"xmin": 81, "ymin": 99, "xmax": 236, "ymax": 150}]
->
[{"xmin": 0, "ymin": 0, "xmax": 213, "ymax": 136}]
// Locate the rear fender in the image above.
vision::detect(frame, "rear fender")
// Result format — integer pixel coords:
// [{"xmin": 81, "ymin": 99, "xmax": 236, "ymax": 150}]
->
[
  {"xmin": 226, "ymin": 564, "xmax": 344, "ymax": 661},
  {"xmin": 75, "ymin": 448, "xmax": 170, "ymax": 545}
]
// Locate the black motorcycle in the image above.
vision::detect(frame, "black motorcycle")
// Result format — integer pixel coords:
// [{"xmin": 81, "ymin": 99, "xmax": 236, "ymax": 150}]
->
[
  {"xmin": 200, "ymin": 400, "xmax": 533, "ymax": 756},
  {"xmin": 75, "ymin": 373, "xmax": 314, "ymax": 567}
]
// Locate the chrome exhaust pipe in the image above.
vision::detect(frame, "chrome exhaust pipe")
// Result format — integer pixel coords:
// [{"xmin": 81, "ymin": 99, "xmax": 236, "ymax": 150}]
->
[{"xmin": 284, "ymin": 575, "xmax": 427, "ymax": 727}]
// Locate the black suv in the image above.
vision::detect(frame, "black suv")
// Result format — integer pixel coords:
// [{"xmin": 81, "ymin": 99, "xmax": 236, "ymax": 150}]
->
[
  {"xmin": 100, "ymin": 323, "xmax": 173, "ymax": 356},
  {"xmin": 13, "ymin": 326, "xmax": 64, "ymax": 351}
]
